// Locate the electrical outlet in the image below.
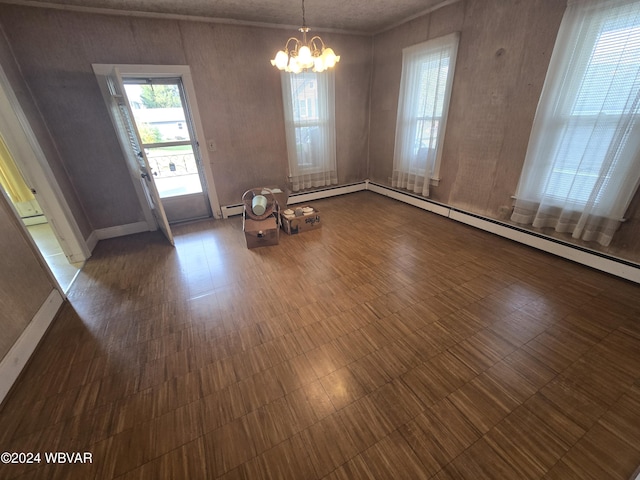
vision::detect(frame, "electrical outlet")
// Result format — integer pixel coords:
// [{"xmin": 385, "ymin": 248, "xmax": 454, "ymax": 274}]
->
[{"xmin": 207, "ymin": 139, "xmax": 217, "ymax": 152}]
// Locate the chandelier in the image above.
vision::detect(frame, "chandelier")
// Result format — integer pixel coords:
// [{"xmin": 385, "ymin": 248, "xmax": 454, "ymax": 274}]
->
[{"xmin": 270, "ymin": 0, "xmax": 340, "ymax": 74}]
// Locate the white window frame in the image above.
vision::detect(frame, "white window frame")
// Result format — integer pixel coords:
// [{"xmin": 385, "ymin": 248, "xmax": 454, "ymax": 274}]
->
[
  {"xmin": 392, "ymin": 32, "xmax": 459, "ymax": 194},
  {"xmin": 280, "ymin": 71, "xmax": 337, "ymax": 188}
]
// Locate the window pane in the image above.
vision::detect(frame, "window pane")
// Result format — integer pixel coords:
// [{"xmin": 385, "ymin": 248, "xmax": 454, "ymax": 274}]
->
[
  {"xmin": 547, "ymin": 123, "xmax": 614, "ymax": 202},
  {"xmin": 290, "ymin": 73, "xmax": 318, "ymax": 123},
  {"xmin": 574, "ymin": 24, "xmax": 640, "ymax": 116},
  {"xmin": 411, "ymin": 55, "xmax": 450, "ymax": 157},
  {"xmin": 294, "ymin": 126, "xmax": 321, "ymax": 168},
  {"xmin": 417, "ymin": 57, "xmax": 449, "ymax": 117},
  {"xmin": 123, "ymin": 83, "xmax": 191, "ymax": 143},
  {"xmin": 145, "ymin": 146, "xmax": 202, "ymax": 198},
  {"xmin": 415, "ymin": 118, "xmax": 440, "ymax": 160}
]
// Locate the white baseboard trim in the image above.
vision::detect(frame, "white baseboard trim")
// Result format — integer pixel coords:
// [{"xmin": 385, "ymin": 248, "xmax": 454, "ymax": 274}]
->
[
  {"xmin": 221, "ymin": 182, "xmax": 368, "ymax": 218},
  {"xmin": 367, "ymin": 181, "xmax": 450, "ymax": 217},
  {"xmin": 85, "ymin": 230, "xmax": 99, "ymax": 253},
  {"xmin": 93, "ymin": 221, "xmax": 150, "ymax": 240},
  {"xmin": 367, "ymin": 182, "xmax": 640, "ymax": 284},
  {"xmin": 449, "ymin": 210, "xmax": 640, "ymax": 284},
  {"xmin": 0, "ymin": 289, "xmax": 63, "ymax": 405},
  {"xmin": 288, "ymin": 182, "xmax": 367, "ymax": 205}
]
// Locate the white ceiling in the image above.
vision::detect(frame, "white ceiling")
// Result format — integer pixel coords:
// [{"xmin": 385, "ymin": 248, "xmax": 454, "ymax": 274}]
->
[{"xmin": 0, "ymin": 0, "xmax": 451, "ymax": 34}]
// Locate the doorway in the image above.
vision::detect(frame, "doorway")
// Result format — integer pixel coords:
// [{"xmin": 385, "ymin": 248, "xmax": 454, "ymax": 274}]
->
[
  {"xmin": 0, "ymin": 135, "xmax": 82, "ymax": 291},
  {"xmin": 92, "ymin": 64, "xmax": 222, "ymax": 239},
  {"xmin": 123, "ymin": 78, "xmax": 211, "ymax": 223},
  {"xmin": 0, "ymin": 62, "xmax": 89, "ymax": 293}
]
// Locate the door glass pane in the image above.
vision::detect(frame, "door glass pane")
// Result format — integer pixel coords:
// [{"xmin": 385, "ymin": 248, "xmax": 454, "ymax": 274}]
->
[
  {"xmin": 123, "ymin": 83, "xmax": 191, "ymax": 143},
  {"xmin": 123, "ymin": 80, "xmax": 204, "ymax": 199},
  {"xmin": 145, "ymin": 145, "xmax": 203, "ymax": 198}
]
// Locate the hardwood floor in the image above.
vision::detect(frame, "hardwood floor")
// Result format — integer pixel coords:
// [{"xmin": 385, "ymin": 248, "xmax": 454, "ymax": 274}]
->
[{"xmin": 1, "ymin": 191, "xmax": 639, "ymax": 479}]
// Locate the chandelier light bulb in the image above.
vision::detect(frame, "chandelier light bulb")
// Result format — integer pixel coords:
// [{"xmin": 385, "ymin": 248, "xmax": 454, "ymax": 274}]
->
[
  {"xmin": 272, "ymin": 50, "xmax": 289, "ymax": 70},
  {"xmin": 288, "ymin": 56, "xmax": 302, "ymax": 74},
  {"xmin": 322, "ymin": 48, "xmax": 339, "ymax": 68},
  {"xmin": 313, "ymin": 56, "xmax": 325, "ymax": 72},
  {"xmin": 298, "ymin": 45, "xmax": 313, "ymax": 67}
]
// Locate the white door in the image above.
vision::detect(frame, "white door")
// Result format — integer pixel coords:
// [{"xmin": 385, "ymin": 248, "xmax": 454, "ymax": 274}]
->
[{"xmin": 105, "ymin": 67, "xmax": 174, "ymax": 245}]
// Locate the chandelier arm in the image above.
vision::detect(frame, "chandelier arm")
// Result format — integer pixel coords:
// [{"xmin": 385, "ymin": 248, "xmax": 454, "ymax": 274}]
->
[
  {"xmin": 308, "ymin": 36, "xmax": 326, "ymax": 55},
  {"xmin": 284, "ymin": 37, "xmax": 302, "ymax": 54}
]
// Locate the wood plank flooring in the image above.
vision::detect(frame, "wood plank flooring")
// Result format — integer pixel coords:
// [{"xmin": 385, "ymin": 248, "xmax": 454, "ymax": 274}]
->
[{"xmin": 1, "ymin": 191, "xmax": 639, "ymax": 479}]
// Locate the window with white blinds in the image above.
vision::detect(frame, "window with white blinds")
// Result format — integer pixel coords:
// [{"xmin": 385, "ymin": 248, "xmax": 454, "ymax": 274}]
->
[{"xmin": 511, "ymin": 0, "xmax": 640, "ymax": 246}]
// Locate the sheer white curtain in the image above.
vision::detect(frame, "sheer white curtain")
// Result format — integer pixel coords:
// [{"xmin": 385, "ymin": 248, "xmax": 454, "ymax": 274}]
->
[
  {"xmin": 392, "ymin": 33, "xmax": 459, "ymax": 197},
  {"xmin": 512, "ymin": 0, "xmax": 640, "ymax": 246},
  {"xmin": 281, "ymin": 71, "xmax": 337, "ymax": 192}
]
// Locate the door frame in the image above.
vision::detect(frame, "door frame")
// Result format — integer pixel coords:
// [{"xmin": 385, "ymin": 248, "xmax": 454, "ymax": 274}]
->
[
  {"xmin": 0, "ymin": 63, "xmax": 90, "ymax": 265},
  {"xmin": 92, "ymin": 64, "xmax": 222, "ymax": 224}
]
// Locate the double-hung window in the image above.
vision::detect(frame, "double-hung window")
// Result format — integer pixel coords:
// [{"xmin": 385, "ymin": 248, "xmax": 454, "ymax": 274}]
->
[
  {"xmin": 512, "ymin": 0, "xmax": 640, "ymax": 246},
  {"xmin": 392, "ymin": 33, "xmax": 459, "ymax": 197},
  {"xmin": 281, "ymin": 71, "xmax": 337, "ymax": 192}
]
